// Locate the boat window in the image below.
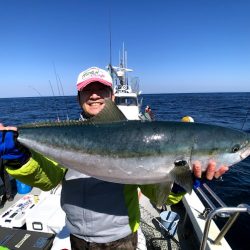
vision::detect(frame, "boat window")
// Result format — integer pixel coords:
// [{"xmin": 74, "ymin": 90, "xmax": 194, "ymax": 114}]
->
[{"xmin": 115, "ymin": 97, "xmax": 138, "ymax": 106}]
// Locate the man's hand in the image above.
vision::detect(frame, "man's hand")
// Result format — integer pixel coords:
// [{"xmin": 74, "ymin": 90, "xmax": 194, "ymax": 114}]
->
[
  {"xmin": 193, "ymin": 160, "xmax": 229, "ymax": 180},
  {"xmin": 0, "ymin": 123, "xmax": 17, "ymax": 132}
]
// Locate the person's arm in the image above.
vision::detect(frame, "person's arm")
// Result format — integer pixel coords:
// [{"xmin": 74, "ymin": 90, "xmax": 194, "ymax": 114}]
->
[
  {"xmin": 0, "ymin": 125, "xmax": 66, "ymax": 191},
  {"xmin": 6, "ymin": 149, "xmax": 67, "ymax": 191}
]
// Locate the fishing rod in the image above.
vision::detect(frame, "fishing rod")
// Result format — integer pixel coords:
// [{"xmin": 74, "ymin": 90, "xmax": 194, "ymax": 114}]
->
[
  {"xmin": 28, "ymin": 85, "xmax": 43, "ymax": 97},
  {"xmin": 52, "ymin": 62, "xmax": 69, "ymax": 121},
  {"xmin": 28, "ymin": 85, "xmax": 48, "ymax": 112},
  {"xmin": 28, "ymin": 82, "xmax": 63, "ymax": 122},
  {"xmin": 49, "ymin": 80, "xmax": 60, "ymax": 122},
  {"xmin": 57, "ymin": 73, "xmax": 69, "ymax": 121}
]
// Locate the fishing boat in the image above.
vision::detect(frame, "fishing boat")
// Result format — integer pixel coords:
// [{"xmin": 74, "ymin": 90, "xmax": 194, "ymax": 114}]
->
[{"xmin": 108, "ymin": 44, "xmax": 144, "ymax": 120}]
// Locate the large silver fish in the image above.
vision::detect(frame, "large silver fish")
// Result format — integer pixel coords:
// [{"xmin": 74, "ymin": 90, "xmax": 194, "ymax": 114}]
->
[{"xmin": 17, "ymin": 100, "xmax": 250, "ymax": 194}]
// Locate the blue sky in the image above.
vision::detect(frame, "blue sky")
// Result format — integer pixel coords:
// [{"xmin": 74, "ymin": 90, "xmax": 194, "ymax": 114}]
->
[{"xmin": 0, "ymin": 0, "xmax": 249, "ymax": 97}]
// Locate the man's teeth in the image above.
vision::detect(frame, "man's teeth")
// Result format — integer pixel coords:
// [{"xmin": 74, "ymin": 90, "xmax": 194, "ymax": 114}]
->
[{"xmin": 90, "ymin": 103, "xmax": 102, "ymax": 106}]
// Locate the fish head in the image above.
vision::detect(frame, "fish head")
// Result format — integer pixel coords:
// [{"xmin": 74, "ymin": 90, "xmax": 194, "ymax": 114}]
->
[
  {"xmin": 186, "ymin": 123, "xmax": 250, "ymax": 170},
  {"xmin": 238, "ymin": 132, "xmax": 250, "ymax": 161},
  {"xmin": 210, "ymin": 129, "xmax": 250, "ymax": 167}
]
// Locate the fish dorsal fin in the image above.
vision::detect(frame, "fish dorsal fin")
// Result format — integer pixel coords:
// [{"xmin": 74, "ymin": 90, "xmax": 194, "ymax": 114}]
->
[
  {"xmin": 89, "ymin": 98, "xmax": 127, "ymax": 124},
  {"xmin": 18, "ymin": 99, "xmax": 127, "ymax": 129}
]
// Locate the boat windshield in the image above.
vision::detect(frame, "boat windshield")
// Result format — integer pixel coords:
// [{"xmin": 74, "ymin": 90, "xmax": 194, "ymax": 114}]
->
[{"xmin": 115, "ymin": 97, "xmax": 138, "ymax": 106}]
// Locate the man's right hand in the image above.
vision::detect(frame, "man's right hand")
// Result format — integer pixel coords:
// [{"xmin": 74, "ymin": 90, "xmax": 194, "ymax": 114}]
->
[{"xmin": 0, "ymin": 123, "xmax": 30, "ymax": 166}]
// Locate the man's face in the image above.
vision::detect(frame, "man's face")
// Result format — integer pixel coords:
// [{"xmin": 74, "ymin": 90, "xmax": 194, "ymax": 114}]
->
[{"xmin": 79, "ymin": 82, "xmax": 114, "ymax": 117}]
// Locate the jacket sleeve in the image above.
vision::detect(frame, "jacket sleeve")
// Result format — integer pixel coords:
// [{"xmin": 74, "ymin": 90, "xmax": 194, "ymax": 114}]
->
[
  {"xmin": 166, "ymin": 191, "xmax": 186, "ymax": 205},
  {"xmin": 5, "ymin": 149, "xmax": 67, "ymax": 191}
]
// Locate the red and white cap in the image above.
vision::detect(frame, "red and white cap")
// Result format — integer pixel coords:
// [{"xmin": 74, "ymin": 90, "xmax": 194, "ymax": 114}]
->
[{"xmin": 77, "ymin": 67, "xmax": 113, "ymax": 91}]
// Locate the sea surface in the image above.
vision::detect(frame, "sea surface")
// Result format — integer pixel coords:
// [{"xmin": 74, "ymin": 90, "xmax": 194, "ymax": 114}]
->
[{"xmin": 0, "ymin": 92, "xmax": 250, "ymax": 250}]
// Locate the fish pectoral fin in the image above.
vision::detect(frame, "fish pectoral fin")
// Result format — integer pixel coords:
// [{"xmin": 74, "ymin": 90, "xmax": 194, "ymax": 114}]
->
[
  {"xmin": 170, "ymin": 163, "xmax": 193, "ymax": 194},
  {"xmin": 154, "ymin": 181, "xmax": 173, "ymax": 207},
  {"xmin": 89, "ymin": 99, "xmax": 127, "ymax": 124}
]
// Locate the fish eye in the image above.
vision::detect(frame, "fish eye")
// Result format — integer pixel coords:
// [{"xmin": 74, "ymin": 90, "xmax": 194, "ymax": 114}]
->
[{"xmin": 232, "ymin": 144, "xmax": 240, "ymax": 153}]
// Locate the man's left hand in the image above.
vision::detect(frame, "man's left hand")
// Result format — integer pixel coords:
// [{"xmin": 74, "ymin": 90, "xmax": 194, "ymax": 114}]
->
[{"xmin": 193, "ymin": 160, "xmax": 229, "ymax": 180}]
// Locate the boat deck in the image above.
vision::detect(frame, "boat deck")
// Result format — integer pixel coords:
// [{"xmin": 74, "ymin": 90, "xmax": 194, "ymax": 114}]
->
[
  {"xmin": 139, "ymin": 193, "xmax": 199, "ymax": 250},
  {"xmin": 0, "ymin": 179, "xmax": 41, "ymax": 211}
]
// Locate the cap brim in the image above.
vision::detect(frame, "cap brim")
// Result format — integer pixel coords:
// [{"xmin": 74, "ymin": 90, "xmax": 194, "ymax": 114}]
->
[{"xmin": 77, "ymin": 78, "xmax": 112, "ymax": 91}]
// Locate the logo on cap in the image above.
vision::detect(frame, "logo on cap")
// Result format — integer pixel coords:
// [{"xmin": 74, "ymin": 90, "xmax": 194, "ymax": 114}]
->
[{"xmin": 77, "ymin": 67, "xmax": 113, "ymax": 91}]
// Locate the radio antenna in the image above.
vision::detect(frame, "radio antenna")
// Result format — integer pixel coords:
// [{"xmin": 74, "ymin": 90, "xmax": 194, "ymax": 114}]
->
[
  {"xmin": 109, "ymin": 12, "xmax": 112, "ymax": 67},
  {"xmin": 107, "ymin": 7, "xmax": 114, "ymax": 78}
]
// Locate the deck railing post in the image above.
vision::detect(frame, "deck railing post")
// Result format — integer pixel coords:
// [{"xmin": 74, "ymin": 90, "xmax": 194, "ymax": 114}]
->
[
  {"xmin": 200, "ymin": 204, "xmax": 249, "ymax": 250},
  {"xmin": 213, "ymin": 212, "xmax": 240, "ymax": 245}
]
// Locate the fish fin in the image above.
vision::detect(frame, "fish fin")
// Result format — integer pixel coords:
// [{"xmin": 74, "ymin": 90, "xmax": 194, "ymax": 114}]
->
[
  {"xmin": 154, "ymin": 181, "xmax": 173, "ymax": 207},
  {"xmin": 170, "ymin": 163, "xmax": 193, "ymax": 194},
  {"xmin": 89, "ymin": 99, "xmax": 127, "ymax": 124}
]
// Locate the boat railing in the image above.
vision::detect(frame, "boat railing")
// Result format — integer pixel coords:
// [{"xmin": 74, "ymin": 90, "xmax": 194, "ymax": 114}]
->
[
  {"xmin": 200, "ymin": 203, "xmax": 250, "ymax": 250},
  {"xmin": 194, "ymin": 182, "xmax": 250, "ymax": 250},
  {"xmin": 195, "ymin": 183, "xmax": 230, "ymax": 218}
]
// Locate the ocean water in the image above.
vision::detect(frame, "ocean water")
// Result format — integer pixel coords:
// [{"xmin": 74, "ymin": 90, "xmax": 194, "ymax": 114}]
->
[
  {"xmin": 0, "ymin": 92, "xmax": 250, "ymax": 249},
  {"xmin": 144, "ymin": 93, "xmax": 250, "ymax": 250}
]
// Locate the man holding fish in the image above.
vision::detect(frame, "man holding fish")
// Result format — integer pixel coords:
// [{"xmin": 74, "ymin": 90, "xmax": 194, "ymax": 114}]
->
[{"xmin": 0, "ymin": 67, "xmax": 232, "ymax": 249}]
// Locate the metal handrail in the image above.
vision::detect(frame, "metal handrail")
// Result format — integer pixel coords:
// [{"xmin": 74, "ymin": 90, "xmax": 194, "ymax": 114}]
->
[
  {"xmin": 200, "ymin": 204, "xmax": 250, "ymax": 250},
  {"xmin": 196, "ymin": 186, "xmax": 216, "ymax": 210},
  {"xmin": 200, "ymin": 183, "xmax": 230, "ymax": 218},
  {"xmin": 195, "ymin": 183, "xmax": 230, "ymax": 218},
  {"xmin": 202, "ymin": 183, "xmax": 227, "ymax": 208}
]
